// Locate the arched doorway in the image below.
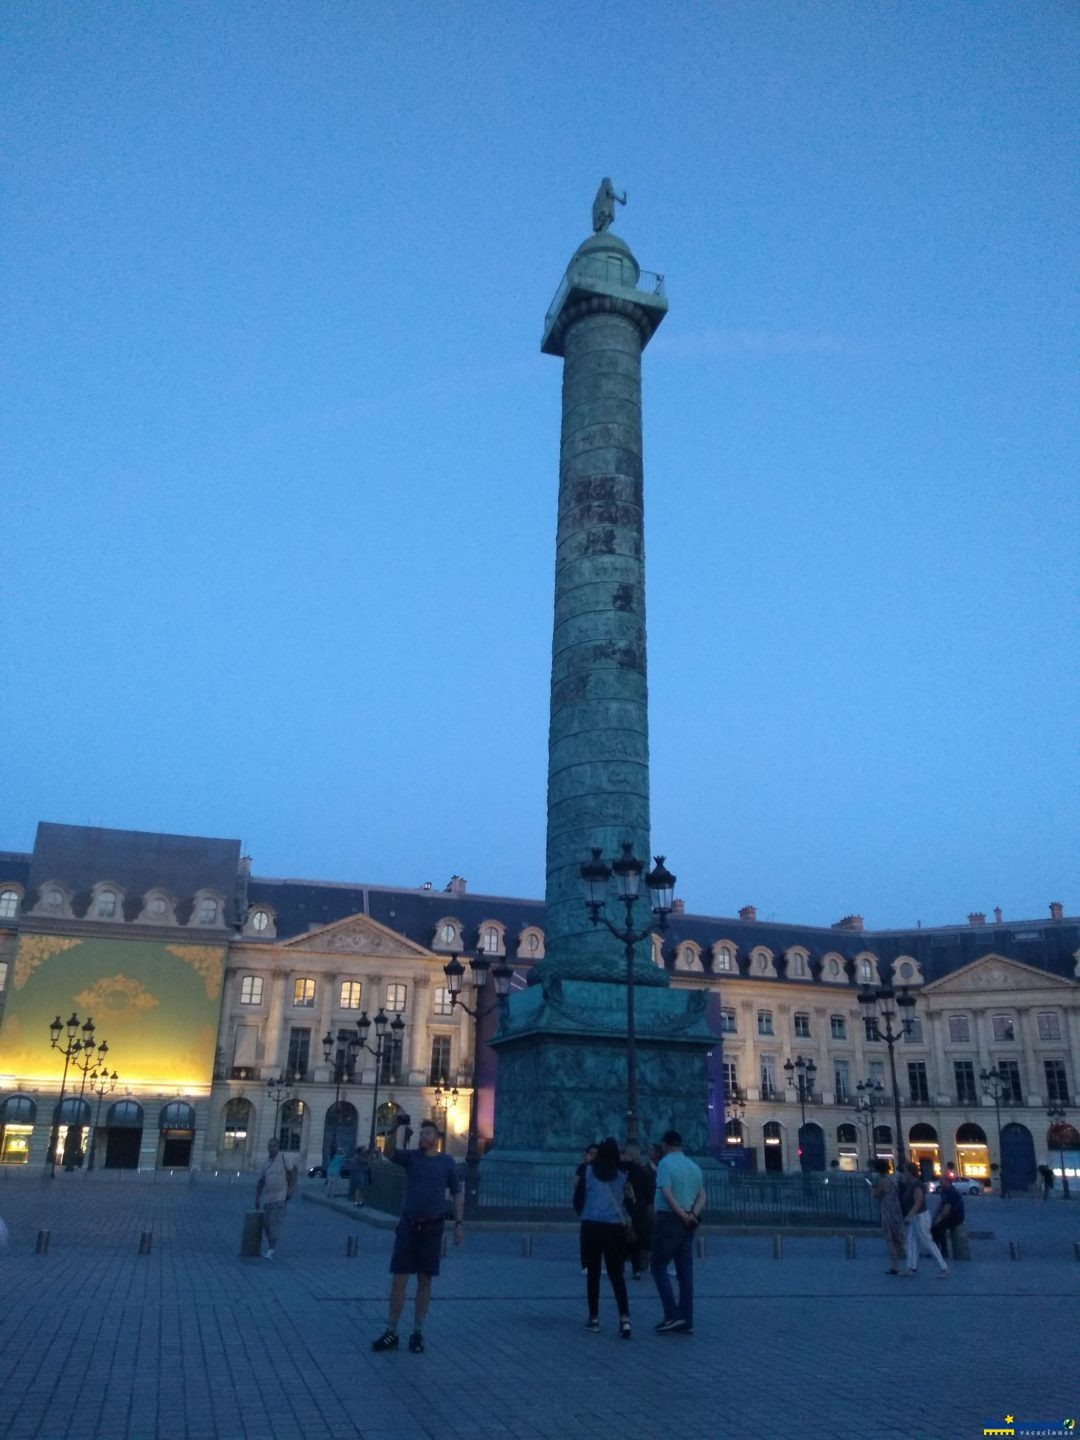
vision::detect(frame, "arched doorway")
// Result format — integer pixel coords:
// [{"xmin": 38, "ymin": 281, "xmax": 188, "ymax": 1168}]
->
[
  {"xmin": 836, "ymin": 1123, "xmax": 859, "ymax": 1171},
  {"xmin": 323, "ymin": 1101, "xmax": 358, "ymax": 1165},
  {"xmin": 798, "ymin": 1122, "xmax": 826, "ymax": 1173},
  {"xmin": 909, "ymin": 1123, "xmax": 940, "ymax": 1179},
  {"xmin": 221, "ymin": 1099, "xmax": 254, "ymax": 1166},
  {"xmin": 1047, "ymin": 1121, "xmax": 1080, "ymax": 1198},
  {"xmin": 278, "ymin": 1100, "xmax": 306, "ymax": 1154},
  {"xmin": 105, "ymin": 1100, "xmax": 143, "ymax": 1169},
  {"xmin": 874, "ymin": 1125, "xmax": 894, "ymax": 1171},
  {"xmin": 1001, "ymin": 1122, "xmax": 1036, "ymax": 1194},
  {"xmin": 955, "ymin": 1122, "xmax": 989, "ymax": 1182},
  {"xmin": 762, "ymin": 1120, "xmax": 784, "ymax": 1173},
  {"xmin": 53, "ymin": 1097, "xmax": 91, "ymax": 1168},
  {"xmin": 158, "ymin": 1101, "xmax": 196, "ymax": 1168},
  {"xmin": 0, "ymin": 1095, "xmax": 35, "ymax": 1165}
]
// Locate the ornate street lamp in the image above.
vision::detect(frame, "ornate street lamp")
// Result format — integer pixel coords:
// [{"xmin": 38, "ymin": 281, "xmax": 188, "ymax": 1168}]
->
[
  {"xmin": 355, "ymin": 1008, "xmax": 406, "ymax": 1153},
  {"xmin": 86, "ymin": 1069, "xmax": 119, "ymax": 1172},
  {"xmin": 858, "ymin": 984, "xmax": 917, "ymax": 1169},
  {"xmin": 980, "ymin": 1065, "xmax": 1009, "ymax": 1198},
  {"xmin": 266, "ymin": 1073, "xmax": 293, "ymax": 1141},
  {"xmin": 442, "ymin": 951, "xmax": 512, "ymax": 1208},
  {"xmin": 724, "ymin": 1083, "xmax": 747, "ymax": 1148},
  {"xmin": 581, "ymin": 845, "xmax": 676, "ymax": 1145},
  {"xmin": 784, "ymin": 1055, "xmax": 817, "ymax": 1127},
  {"xmin": 854, "ymin": 1079, "xmax": 885, "ymax": 1168},
  {"xmin": 432, "ymin": 1079, "xmax": 459, "ymax": 1144},
  {"xmin": 47, "ymin": 1012, "xmax": 91, "ymax": 1178},
  {"xmin": 1047, "ymin": 1103, "xmax": 1073, "ymax": 1201},
  {"xmin": 322, "ymin": 1027, "xmax": 362, "ymax": 1159}
]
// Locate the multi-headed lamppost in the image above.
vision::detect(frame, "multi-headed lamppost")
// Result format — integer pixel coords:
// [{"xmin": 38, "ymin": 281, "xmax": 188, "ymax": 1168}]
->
[
  {"xmin": 980, "ymin": 1065, "xmax": 1009, "ymax": 1199},
  {"xmin": 70, "ymin": 1034, "xmax": 109, "ymax": 1167},
  {"xmin": 355, "ymin": 1008, "xmax": 406, "ymax": 1153},
  {"xmin": 432, "ymin": 1079, "xmax": 459, "ymax": 1144},
  {"xmin": 266, "ymin": 1072, "xmax": 293, "ymax": 1143},
  {"xmin": 724, "ymin": 1083, "xmax": 748, "ymax": 1149},
  {"xmin": 322, "ymin": 1027, "xmax": 362, "ymax": 1159},
  {"xmin": 580, "ymin": 844, "xmax": 677, "ymax": 1146},
  {"xmin": 87, "ymin": 1069, "xmax": 119, "ymax": 1172},
  {"xmin": 858, "ymin": 984, "xmax": 917, "ymax": 1170},
  {"xmin": 784, "ymin": 1055, "xmax": 817, "ymax": 1126},
  {"xmin": 1047, "ymin": 1103, "xmax": 1073, "ymax": 1201},
  {"xmin": 854, "ymin": 1079, "xmax": 885, "ymax": 1168},
  {"xmin": 442, "ymin": 952, "xmax": 513, "ymax": 1206},
  {"xmin": 47, "ymin": 1013, "xmax": 95, "ymax": 1178}
]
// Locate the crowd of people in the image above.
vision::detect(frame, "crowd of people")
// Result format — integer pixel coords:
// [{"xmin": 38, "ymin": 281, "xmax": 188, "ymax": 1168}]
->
[{"xmin": 871, "ymin": 1157, "xmax": 960, "ymax": 1276}]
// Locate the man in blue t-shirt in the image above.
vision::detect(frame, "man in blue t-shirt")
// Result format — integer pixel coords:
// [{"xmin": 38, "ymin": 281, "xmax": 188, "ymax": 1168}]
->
[
  {"xmin": 651, "ymin": 1129, "xmax": 706, "ymax": 1335},
  {"xmin": 371, "ymin": 1118, "xmax": 463, "ymax": 1354}
]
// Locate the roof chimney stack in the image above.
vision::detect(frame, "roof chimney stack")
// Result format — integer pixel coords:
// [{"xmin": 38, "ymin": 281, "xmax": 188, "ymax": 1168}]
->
[
  {"xmin": 671, "ymin": 898, "xmax": 685, "ymax": 915},
  {"xmin": 738, "ymin": 905, "xmax": 757, "ymax": 923},
  {"xmin": 993, "ymin": 907, "xmax": 1002, "ymax": 924},
  {"xmin": 1049, "ymin": 901, "xmax": 1063, "ymax": 922},
  {"xmin": 968, "ymin": 912, "xmax": 986, "ymax": 926},
  {"xmin": 832, "ymin": 914, "xmax": 864, "ymax": 932}
]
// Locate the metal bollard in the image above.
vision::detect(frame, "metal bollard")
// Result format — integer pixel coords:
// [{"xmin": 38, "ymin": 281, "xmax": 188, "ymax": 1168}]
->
[
  {"xmin": 345, "ymin": 1235, "xmax": 359, "ymax": 1258},
  {"xmin": 240, "ymin": 1210, "xmax": 263, "ymax": 1258},
  {"xmin": 138, "ymin": 1231, "xmax": 153, "ymax": 1255},
  {"xmin": 521, "ymin": 1235, "xmax": 533, "ymax": 1258},
  {"xmin": 35, "ymin": 1229, "xmax": 50, "ymax": 1254},
  {"xmin": 694, "ymin": 1234, "xmax": 706, "ymax": 1260},
  {"xmin": 441, "ymin": 1231, "xmax": 449, "ymax": 1258},
  {"xmin": 772, "ymin": 1234, "xmax": 783, "ymax": 1260},
  {"xmin": 1074, "ymin": 1241, "xmax": 1080, "ymax": 1262},
  {"xmin": 844, "ymin": 1234, "xmax": 856, "ymax": 1260},
  {"xmin": 1008, "ymin": 1240, "xmax": 1020, "ymax": 1261}
]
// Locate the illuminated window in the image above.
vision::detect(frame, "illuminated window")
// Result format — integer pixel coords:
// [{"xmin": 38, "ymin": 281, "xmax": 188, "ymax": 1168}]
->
[
  {"xmin": 385, "ymin": 983, "xmax": 407, "ymax": 1012},
  {"xmin": 433, "ymin": 987, "xmax": 453, "ymax": 1016},
  {"xmin": 339, "ymin": 981, "xmax": 363, "ymax": 1010},
  {"xmin": 293, "ymin": 977, "xmax": 316, "ymax": 1008},
  {"xmin": 239, "ymin": 976, "xmax": 263, "ymax": 1005}
]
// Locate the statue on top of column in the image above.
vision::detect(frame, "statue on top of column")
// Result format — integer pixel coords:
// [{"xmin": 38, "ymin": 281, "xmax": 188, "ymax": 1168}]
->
[{"xmin": 592, "ymin": 177, "xmax": 627, "ymax": 232}]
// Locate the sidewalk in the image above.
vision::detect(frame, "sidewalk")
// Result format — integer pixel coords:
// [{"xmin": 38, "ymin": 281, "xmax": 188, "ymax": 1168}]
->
[{"xmin": 0, "ymin": 1177, "xmax": 1076, "ymax": 1440}]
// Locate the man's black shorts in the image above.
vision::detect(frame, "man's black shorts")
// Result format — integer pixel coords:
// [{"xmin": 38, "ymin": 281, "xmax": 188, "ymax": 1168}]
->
[{"xmin": 390, "ymin": 1216, "xmax": 445, "ymax": 1276}]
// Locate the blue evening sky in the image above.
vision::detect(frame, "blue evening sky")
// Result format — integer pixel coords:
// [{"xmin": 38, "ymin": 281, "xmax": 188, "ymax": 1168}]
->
[{"xmin": 5, "ymin": 3, "xmax": 1077, "ymax": 929}]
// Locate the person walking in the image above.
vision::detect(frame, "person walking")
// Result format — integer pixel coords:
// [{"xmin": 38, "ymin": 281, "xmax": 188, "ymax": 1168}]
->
[
  {"xmin": 621, "ymin": 1141, "xmax": 655, "ymax": 1280},
  {"xmin": 254, "ymin": 1138, "xmax": 297, "ymax": 1259},
  {"xmin": 349, "ymin": 1145, "xmax": 372, "ymax": 1206},
  {"xmin": 930, "ymin": 1173, "xmax": 966, "ymax": 1257},
  {"xmin": 579, "ymin": 1136, "xmax": 633, "ymax": 1338},
  {"xmin": 650, "ymin": 1130, "xmax": 705, "ymax": 1335},
  {"xmin": 870, "ymin": 1158, "xmax": 906, "ymax": 1273},
  {"xmin": 572, "ymin": 1143, "xmax": 599, "ymax": 1271},
  {"xmin": 370, "ymin": 1118, "xmax": 462, "ymax": 1354},
  {"xmin": 901, "ymin": 1162, "xmax": 948, "ymax": 1277}
]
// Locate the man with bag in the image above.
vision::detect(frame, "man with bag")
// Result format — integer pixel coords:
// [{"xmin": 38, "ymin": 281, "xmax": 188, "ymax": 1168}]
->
[
  {"xmin": 650, "ymin": 1130, "xmax": 706, "ymax": 1335},
  {"xmin": 371, "ymin": 1117, "xmax": 463, "ymax": 1354},
  {"xmin": 254, "ymin": 1137, "xmax": 297, "ymax": 1259}
]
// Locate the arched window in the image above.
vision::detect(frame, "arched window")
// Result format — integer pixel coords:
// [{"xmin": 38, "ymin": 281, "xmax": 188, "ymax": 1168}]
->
[
  {"xmin": 96, "ymin": 889, "xmax": 118, "ymax": 918},
  {"xmin": 107, "ymin": 1100, "xmax": 144, "ymax": 1126},
  {"xmin": 724, "ymin": 1117, "xmax": 744, "ymax": 1145},
  {"xmin": 713, "ymin": 943, "xmax": 735, "ymax": 973},
  {"xmin": 160, "ymin": 1101, "xmax": 195, "ymax": 1131},
  {"xmin": 0, "ymin": 1094, "xmax": 36, "ymax": 1165},
  {"xmin": 54, "ymin": 1097, "xmax": 92, "ymax": 1125},
  {"xmin": 222, "ymin": 1098, "xmax": 253, "ymax": 1152},
  {"xmin": 837, "ymin": 1124, "xmax": 858, "ymax": 1144},
  {"xmin": 0, "ymin": 889, "xmax": 20, "ymax": 919}
]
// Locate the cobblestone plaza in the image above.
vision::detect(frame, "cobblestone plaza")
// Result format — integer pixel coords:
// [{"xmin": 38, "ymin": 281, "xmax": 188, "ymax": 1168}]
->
[{"xmin": 0, "ymin": 1174, "xmax": 1076, "ymax": 1440}]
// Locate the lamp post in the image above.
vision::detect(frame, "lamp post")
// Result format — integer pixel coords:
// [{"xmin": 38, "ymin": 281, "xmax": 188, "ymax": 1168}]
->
[
  {"xmin": 322, "ymin": 1027, "xmax": 361, "ymax": 1161},
  {"xmin": 858, "ymin": 984, "xmax": 917, "ymax": 1170},
  {"xmin": 723, "ymin": 1083, "xmax": 747, "ymax": 1149},
  {"xmin": 442, "ymin": 951, "xmax": 513, "ymax": 1207},
  {"xmin": 432, "ymin": 1079, "xmax": 459, "ymax": 1147},
  {"xmin": 580, "ymin": 845, "xmax": 676, "ymax": 1146},
  {"xmin": 1046, "ymin": 1103, "xmax": 1073, "ymax": 1200},
  {"xmin": 784, "ymin": 1055, "xmax": 817, "ymax": 1127},
  {"xmin": 980, "ymin": 1065, "xmax": 1008, "ymax": 1198},
  {"xmin": 266, "ymin": 1073, "xmax": 293, "ymax": 1144},
  {"xmin": 355, "ymin": 1008, "xmax": 406, "ymax": 1153},
  {"xmin": 47, "ymin": 1013, "xmax": 94, "ymax": 1178},
  {"xmin": 86, "ymin": 1069, "xmax": 118, "ymax": 1172},
  {"xmin": 854, "ymin": 1079, "xmax": 885, "ymax": 1168},
  {"xmin": 70, "ymin": 1036, "xmax": 109, "ymax": 1167}
]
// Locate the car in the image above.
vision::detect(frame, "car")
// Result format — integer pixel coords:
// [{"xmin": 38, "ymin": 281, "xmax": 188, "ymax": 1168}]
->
[
  {"xmin": 927, "ymin": 1176, "xmax": 983, "ymax": 1196},
  {"xmin": 308, "ymin": 1161, "xmax": 353, "ymax": 1180}
]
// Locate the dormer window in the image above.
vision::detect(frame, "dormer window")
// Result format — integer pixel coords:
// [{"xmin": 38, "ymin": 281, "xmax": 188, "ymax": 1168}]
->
[
  {"xmin": 97, "ymin": 890, "xmax": 117, "ymax": 919},
  {"xmin": 858, "ymin": 959, "xmax": 873, "ymax": 983},
  {"xmin": 197, "ymin": 898, "xmax": 218, "ymax": 925},
  {"xmin": 45, "ymin": 887, "xmax": 64, "ymax": 909},
  {"xmin": 481, "ymin": 926, "xmax": 501, "ymax": 953},
  {"xmin": 714, "ymin": 945, "xmax": 734, "ymax": 972},
  {"xmin": 0, "ymin": 890, "xmax": 20, "ymax": 919},
  {"xmin": 149, "ymin": 896, "xmax": 168, "ymax": 917}
]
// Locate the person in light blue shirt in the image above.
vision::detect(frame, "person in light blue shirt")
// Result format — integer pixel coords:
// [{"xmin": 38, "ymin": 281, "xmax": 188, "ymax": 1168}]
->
[{"xmin": 651, "ymin": 1130, "xmax": 705, "ymax": 1334}]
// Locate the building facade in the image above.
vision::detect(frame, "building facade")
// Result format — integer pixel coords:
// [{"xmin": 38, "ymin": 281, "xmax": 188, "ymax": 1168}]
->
[{"xmin": 0, "ymin": 823, "xmax": 1077, "ymax": 1183}]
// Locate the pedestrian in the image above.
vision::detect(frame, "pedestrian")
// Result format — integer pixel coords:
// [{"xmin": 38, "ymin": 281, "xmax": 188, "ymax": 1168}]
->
[
  {"xmin": 1038, "ymin": 1163, "xmax": 1055, "ymax": 1200},
  {"xmin": 579, "ymin": 1136, "xmax": 633, "ymax": 1338},
  {"xmin": 870, "ymin": 1158, "xmax": 906, "ymax": 1274},
  {"xmin": 254, "ymin": 1137, "xmax": 297, "ymax": 1259},
  {"xmin": 930, "ymin": 1173, "xmax": 966, "ymax": 1256},
  {"xmin": 901, "ymin": 1162, "xmax": 948, "ymax": 1277},
  {"xmin": 650, "ymin": 1129, "xmax": 705, "ymax": 1336},
  {"xmin": 371, "ymin": 1118, "xmax": 462, "ymax": 1354},
  {"xmin": 621, "ymin": 1141, "xmax": 655, "ymax": 1279},
  {"xmin": 349, "ymin": 1145, "xmax": 371, "ymax": 1206},
  {"xmin": 326, "ymin": 1147, "xmax": 344, "ymax": 1197}
]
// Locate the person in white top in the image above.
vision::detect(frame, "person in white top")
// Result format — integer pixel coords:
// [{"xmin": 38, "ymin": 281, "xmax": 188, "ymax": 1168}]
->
[{"xmin": 255, "ymin": 1138, "xmax": 297, "ymax": 1259}]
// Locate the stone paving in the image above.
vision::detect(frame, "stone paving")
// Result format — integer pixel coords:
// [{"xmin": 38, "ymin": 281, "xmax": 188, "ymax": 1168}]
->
[{"xmin": 0, "ymin": 1171, "xmax": 1077, "ymax": 1440}]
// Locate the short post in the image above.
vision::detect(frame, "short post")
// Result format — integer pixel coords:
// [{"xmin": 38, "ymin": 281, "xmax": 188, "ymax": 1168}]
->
[
  {"xmin": 772, "ymin": 1234, "xmax": 783, "ymax": 1260},
  {"xmin": 694, "ymin": 1234, "xmax": 706, "ymax": 1260},
  {"xmin": 1008, "ymin": 1240, "xmax": 1021, "ymax": 1261},
  {"xmin": 441, "ymin": 1230, "xmax": 449, "ymax": 1259},
  {"xmin": 1073, "ymin": 1241, "xmax": 1080, "ymax": 1262},
  {"xmin": 844, "ymin": 1234, "xmax": 856, "ymax": 1260},
  {"xmin": 521, "ymin": 1235, "xmax": 533, "ymax": 1258},
  {"xmin": 240, "ymin": 1210, "xmax": 263, "ymax": 1258},
  {"xmin": 345, "ymin": 1235, "xmax": 359, "ymax": 1258},
  {"xmin": 35, "ymin": 1229, "xmax": 50, "ymax": 1254},
  {"xmin": 138, "ymin": 1230, "xmax": 153, "ymax": 1255},
  {"xmin": 951, "ymin": 1226, "xmax": 971, "ymax": 1261}
]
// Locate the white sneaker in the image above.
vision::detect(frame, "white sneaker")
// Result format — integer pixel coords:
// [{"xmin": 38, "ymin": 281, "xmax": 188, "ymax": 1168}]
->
[{"xmin": 263, "ymin": 1248, "xmax": 275, "ymax": 1260}]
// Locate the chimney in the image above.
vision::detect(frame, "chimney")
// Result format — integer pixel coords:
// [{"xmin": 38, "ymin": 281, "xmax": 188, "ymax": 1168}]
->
[
  {"xmin": 968, "ymin": 912, "xmax": 986, "ymax": 926},
  {"xmin": 738, "ymin": 905, "xmax": 757, "ymax": 923},
  {"xmin": 832, "ymin": 914, "xmax": 864, "ymax": 932},
  {"xmin": 421, "ymin": 881, "xmax": 432, "ymax": 891},
  {"xmin": 1049, "ymin": 901, "xmax": 1063, "ymax": 922},
  {"xmin": 671, "ymin": 898, "xmax": 685, "ymax": 915},
  {"xmin": 994, "ymin": 907, "xmax": 1002, "ymax": 924},
  {"xmin": 445, "ymin": 875, "xmax": 468, "ymax": 896}
]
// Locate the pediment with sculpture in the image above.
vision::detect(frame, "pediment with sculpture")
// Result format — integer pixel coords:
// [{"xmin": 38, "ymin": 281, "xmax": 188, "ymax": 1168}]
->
[
  {"xmin": 279, "ymin": 913, "xmax": 435, "ymax": 960},
  {"xmin": 924, "ymin": 953, "xmax": 1075, "ymax": 996}
]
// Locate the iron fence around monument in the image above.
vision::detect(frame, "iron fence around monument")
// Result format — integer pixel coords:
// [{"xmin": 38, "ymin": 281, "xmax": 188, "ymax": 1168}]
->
[{"xmin": 364, "ymin": 1158, "xmax": 877, "ymax": 1226}]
